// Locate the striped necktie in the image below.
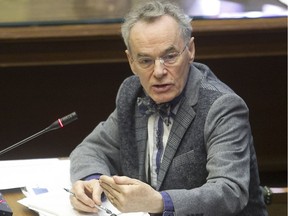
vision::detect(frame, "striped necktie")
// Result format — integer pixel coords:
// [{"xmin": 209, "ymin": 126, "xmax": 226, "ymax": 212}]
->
[
  {"xmin": 150, "ymin": 116, "xmax": 164, "ymax": 188},
  {"xmin": 155, "ymin": 116, "xmax": 164, "ymax": 175}
]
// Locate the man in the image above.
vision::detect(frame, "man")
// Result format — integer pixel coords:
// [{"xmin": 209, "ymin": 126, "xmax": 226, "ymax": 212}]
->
[{"xmin": 70, "ymin": 1, "xmax": 267, "ymax": 215}]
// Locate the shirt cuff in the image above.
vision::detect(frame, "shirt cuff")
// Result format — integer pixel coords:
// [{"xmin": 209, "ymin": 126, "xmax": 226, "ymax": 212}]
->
[
  {"xmin": 83, "ymin": 173, "xmax": 102, "ymax": 181},
  {"xmin": 160, "ymin": 191, "xmax": 174, "ymax": 213},
  {"xmin": 83, "ymin": 173, "xmax": 106, "ymax": 201}
]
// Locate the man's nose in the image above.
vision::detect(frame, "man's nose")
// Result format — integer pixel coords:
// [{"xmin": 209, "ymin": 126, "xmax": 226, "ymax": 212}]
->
[{"xmin": 153, "ymin": 58, "xmax": 166, "ymax": 78}]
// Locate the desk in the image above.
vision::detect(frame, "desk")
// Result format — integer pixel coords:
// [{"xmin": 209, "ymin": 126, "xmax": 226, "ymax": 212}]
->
[
  {"xmin": 2, "ymin": 188, "xmax": 287, "ymax": 216},
  {"xmin": 1, "ymin": 189, "xmax": 37, "ymax": 216}
]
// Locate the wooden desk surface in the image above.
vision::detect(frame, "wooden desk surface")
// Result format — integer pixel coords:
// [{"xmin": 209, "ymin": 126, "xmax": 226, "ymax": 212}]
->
[{"xmin": 1, "ymin": 189, "xmax": 37, "ymax": 216}]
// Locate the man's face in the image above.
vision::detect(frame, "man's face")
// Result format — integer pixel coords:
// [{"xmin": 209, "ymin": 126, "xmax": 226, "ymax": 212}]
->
[{"xmin": 126, "ymin": 15, "xmax": 195, "ymax": 104}]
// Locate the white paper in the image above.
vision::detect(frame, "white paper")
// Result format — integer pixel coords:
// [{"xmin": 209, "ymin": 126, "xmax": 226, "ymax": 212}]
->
[
  {"xmin": 18, "ymin": 189, "xmax": 149, "ymax": 216},
  {"xmin": 0, "ymin": 158, "xmax": 70, "ymax": 190},
  {"xmin": 1, "ymin": 158, "xmax": 149, "ymax": 216}
]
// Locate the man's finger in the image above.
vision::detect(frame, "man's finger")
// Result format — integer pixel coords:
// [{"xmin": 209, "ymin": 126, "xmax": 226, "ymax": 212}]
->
[
  {"xmin": 113, "ymin": 175, "xmax": 138, "ymax": 185},
  {"xmin": 70, "ymin": 195, "xmax": 98, "ymax": 213}
]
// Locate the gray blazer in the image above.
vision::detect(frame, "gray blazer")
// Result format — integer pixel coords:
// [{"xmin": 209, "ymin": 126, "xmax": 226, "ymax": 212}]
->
[{"xmin": 70, "ymin": 62, "xmax": 267, "ymax": 216}]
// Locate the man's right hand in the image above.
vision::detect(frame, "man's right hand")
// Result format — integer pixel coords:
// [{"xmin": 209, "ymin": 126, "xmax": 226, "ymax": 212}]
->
[{"xmin": 70, "ymin": 179, "xmax": 104, "ymax": 213}]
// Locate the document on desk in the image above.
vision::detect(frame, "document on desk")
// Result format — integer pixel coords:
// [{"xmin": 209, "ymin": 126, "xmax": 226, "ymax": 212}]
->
[
  {"xmin": 0, "ymin": 158, "xmax": 70, "ymax": 190},
  {"xmin": 1, "ymin": 158, "xmax": 148, "ymax": 216},
  {"xmin": 18, "ymin": 188, "xmax": 149, "ymax": 216}
]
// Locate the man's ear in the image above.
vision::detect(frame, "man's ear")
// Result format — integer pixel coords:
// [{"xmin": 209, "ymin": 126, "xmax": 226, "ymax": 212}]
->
[
  {"xmin": 125, "ymin": 50, "xmax": 132, "ymax": 64},
  {"xmin": 125, "ymin": 49, "xmax": 137, "ymax": 75},
  {"xmin": 187, "ymin": 37, "xmax": 195, "ymax": 64}
]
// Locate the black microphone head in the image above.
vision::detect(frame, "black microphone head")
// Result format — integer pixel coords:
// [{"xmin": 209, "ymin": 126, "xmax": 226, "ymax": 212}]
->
[
  {"xmin": 48, "ymin": 112, "xmax": 78, "ymax": 131},
  {"xmin": 59, "ymin": 112, "xmax": 78, "ymax": 127}
]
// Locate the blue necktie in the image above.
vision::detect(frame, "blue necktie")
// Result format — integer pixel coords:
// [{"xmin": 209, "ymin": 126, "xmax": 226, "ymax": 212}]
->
[
  {"xmin": 149, "ymin": 116, "xmax": 164, "ymax": 187},
  {"xmin": 155, "ymin": 117, "xmax": 164, "ymax": 174}
]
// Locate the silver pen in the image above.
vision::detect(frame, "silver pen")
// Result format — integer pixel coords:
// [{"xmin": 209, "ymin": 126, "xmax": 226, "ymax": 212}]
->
[{"xmin": 64, "ymin": 188, "xmax": 118, "ymax": 216}]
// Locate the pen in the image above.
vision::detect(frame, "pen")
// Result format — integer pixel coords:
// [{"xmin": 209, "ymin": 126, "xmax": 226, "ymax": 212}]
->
[
  {"xmin": 64, "ymin": 188, "xmax": 118, "ymax": 216},
  {"xmin": 64, "ymin": 188, "xmax": 75, "ymax": 196}
]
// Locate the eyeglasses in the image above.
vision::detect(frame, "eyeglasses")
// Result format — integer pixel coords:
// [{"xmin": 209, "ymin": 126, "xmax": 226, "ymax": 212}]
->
[{"xmin": 132, "ymin": 44, "xmax": 188, "ymax": 70}]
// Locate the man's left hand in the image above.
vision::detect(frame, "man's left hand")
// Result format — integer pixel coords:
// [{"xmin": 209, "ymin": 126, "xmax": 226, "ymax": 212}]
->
[{"xmin": 99, "ymin": 175, "xmax": 164, "ymax": 213}]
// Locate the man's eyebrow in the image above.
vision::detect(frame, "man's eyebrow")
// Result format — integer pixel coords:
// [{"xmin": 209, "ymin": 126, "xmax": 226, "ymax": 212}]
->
[
  {"xmin": 136, "ymin": 45, "xmax": 178, "ymax": 58},
  {"xmin": 164, "ymin": 46, "xmax": 178, "ymax": 53},
  {"xmin": 136, "ymin": 53, "xmax": 150, "ymax": 58}
]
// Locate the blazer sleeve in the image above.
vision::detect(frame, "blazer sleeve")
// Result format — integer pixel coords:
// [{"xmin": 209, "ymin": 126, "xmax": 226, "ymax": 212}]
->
[
  {"xmin": 70, "ymin": 109, "xmax": 121, "ymax": 183},
  {"xmin": 167, "ymin": 93, "xmax": 252, "ymax": 216}
]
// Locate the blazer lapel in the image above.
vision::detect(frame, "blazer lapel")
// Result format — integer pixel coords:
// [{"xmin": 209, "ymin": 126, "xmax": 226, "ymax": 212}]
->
[
  {"xmin": 135, "ymin": 110, "xmax": 149, "ymax": 183},
  {"xmin": 156, "ymin": 99, "xmax": 196, "ymax": 189},
  {"xmin": 135, "ymin": 102, "xmax": 196, "ymax": 187},
  {"xmin": 156, "ymin": 65, "xmax": 202, "ymax": 189}
]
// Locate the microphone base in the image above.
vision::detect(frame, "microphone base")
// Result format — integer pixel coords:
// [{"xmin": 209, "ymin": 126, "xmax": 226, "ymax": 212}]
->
[{"xmin": 0, "ymin": 193, "xmax": 13, "ymax": 216}]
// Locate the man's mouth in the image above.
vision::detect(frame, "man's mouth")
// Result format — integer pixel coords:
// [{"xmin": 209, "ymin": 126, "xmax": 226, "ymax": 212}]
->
[{"xmin": 152, "ymin": 84, "xmax": 172, "ymax": 92}]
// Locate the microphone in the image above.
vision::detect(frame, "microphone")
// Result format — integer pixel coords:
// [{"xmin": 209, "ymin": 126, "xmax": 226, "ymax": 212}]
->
[{"xmin": 0, "ymin": 112, "xmax": 78, "ymax": 156}]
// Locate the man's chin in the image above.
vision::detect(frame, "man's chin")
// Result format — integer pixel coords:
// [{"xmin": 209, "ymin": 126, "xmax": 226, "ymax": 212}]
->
[{"xmin": 152, "ymin": 96, "xmax": 175, "ymax": 104}]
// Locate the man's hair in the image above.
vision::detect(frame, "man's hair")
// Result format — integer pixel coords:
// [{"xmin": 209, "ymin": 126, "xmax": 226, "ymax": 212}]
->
[{"xmin": 121, "ymin": 0, "xmax": 192, "ymax": 50}]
